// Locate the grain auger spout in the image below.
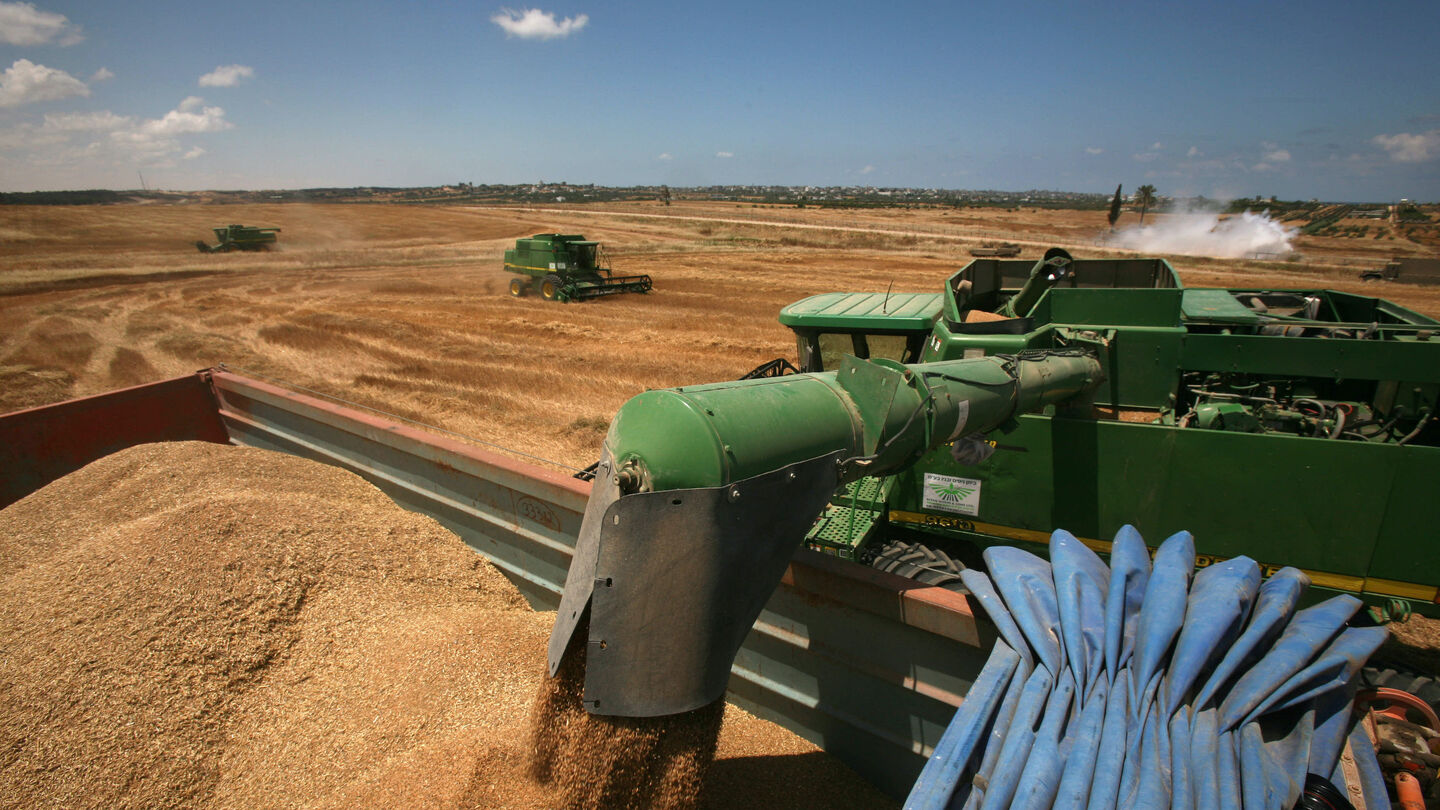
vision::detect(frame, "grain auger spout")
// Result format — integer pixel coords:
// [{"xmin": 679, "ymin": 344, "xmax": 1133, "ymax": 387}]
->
[
  {"xmin": 546, "ymin": 349, "xmax": 1104, "ymax": 718},
  {"xmin": 999, "ymin": 246, "xmax": 1073, "ymax": 318}
]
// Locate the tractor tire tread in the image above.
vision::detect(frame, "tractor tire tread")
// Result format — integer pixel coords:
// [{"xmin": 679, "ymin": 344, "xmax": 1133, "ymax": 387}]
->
[
  {"xmin": 1361, "ymin": 666, "xmax": 1440, "ymax": 715},
  {"xmin": 871, "ymin": 540, "xmax": 968, "ymax": 593}
]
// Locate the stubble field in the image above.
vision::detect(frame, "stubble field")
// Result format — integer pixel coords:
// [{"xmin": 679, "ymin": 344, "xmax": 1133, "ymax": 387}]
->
[
  {"xmin": 3, "ymin": 200, "xmax": 1439, "ymax": 807},
  {"xmin": 4, "ymin": 200, "xmax": 1437, "ymax": 473}
]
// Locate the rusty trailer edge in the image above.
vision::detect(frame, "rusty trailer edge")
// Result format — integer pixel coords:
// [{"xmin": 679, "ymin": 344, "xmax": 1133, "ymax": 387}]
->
[{"xmin": 0, "ymin": 368, "xmax": 988, "ymax": 800}]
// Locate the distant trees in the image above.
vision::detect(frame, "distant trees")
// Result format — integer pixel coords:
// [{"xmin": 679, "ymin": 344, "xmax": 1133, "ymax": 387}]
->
[
  {"xmin": 1108, "ymin": 184, "xmax": 1123, "ymax": 230},
  {"xmin": 1135, "ymin": 185, "xmax": 1157, "ymax": 224}
]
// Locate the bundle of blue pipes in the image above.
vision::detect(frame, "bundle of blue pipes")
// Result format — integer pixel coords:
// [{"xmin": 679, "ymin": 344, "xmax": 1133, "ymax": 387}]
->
[{"xmin": 906, "ymin": 527, "xmax": 1392, "ymax": 810}]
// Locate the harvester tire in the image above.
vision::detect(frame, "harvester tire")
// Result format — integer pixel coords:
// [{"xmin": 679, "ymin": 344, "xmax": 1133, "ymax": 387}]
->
[
  {"xmin": 1362, "ymin": 665, "xmax": 1440, "ymax": 716},
  {"xmin": 540, "ymin": 274, "xmax": 563, "ymax": 301},
  {"xmin": 509, "ymin": 277, "xmax": 528, "ymax": 297},
  {"xmin": 870, "ymin": 540, "xmax": 968, "ymax": 593}
]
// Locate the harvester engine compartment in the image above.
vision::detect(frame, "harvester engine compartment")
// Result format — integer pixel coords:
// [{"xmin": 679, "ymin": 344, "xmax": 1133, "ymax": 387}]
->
[{"xmin": 1170, "ymin": 371, "xmax": 1439, "ymax": 445}]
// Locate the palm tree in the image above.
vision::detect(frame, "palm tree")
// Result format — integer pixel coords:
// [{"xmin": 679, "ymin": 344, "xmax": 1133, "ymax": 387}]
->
[
  {"xmin": 1135, "ymin": 185, "xmax": 1157, "ymax": 225},
  {"xmin": 1108, "ymin": 184, "xmax": 1123, "ymax": 230}
]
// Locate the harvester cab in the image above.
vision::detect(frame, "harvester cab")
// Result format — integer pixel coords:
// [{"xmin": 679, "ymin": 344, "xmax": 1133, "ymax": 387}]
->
[
  {"xmin": 503, "ymin": 233, "xmax": 653, "ymax": 302},
  {"xmin": 195, "ymin": 224, "xmax": 280, "ymax": 253}
]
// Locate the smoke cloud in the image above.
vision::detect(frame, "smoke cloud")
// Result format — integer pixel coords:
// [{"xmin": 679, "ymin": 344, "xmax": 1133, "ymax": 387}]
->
[{"xmin": 1106, "ymin": 205, "xmax": 1297, "ymax": 259}]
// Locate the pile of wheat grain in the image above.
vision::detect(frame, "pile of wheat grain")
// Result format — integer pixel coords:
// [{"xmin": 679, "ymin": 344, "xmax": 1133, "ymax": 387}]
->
[{"xmin": 0, "ymin": 441, "xmax": 894, "ymax": 810}]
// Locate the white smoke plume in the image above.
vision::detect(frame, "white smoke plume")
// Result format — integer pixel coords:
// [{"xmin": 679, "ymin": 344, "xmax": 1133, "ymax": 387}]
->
[{"xmin": 1106, "ymin": 204, "xmax": 1297, "ymax": 259}]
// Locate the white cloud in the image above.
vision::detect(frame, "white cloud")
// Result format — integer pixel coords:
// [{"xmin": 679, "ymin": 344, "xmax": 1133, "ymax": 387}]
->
[
  {"xmin": 90, "ymin": 67, "xmax": 113, "ymax": 82},
  {"xmin": 656, "ymin": 152, "xmax": 673, "ymax": 161},
  {"xmin": 0, "ymin": 58, "xmax": 88, "ymax": 107},
  {"xmin": 95, "ymin": 98, "xmax": 234, "ymax": 164},
  {"xmin": 1373, "ymin": 130, "xmax": 1440, "ymax": 163},
  {"xmin": 42, "ymin": 110, "xmax": 132, "ymax": 131},
  {"xmin": 0, "ymin": 97, "xmax": 234, "ymax": 177},
  {"xmin": 0, "ymin": 122, "xmax": 41, "ymax": 149},
  {"xmin": 492, "ymin": 8, "xmax": 588, "ymax": 40},
  {"xmin": 858, "ymin": 165, "xmax": 875, "ymax": 175},
  {"xmin": 1260, "ymin": 143, "xmax": 1290, "ymax": 163},
  {"xmin": 1187, "ymin": 146, "xmax": 1201, "ymax": 158},
  {"xmin": 135, "ymin": 102, "xmax": 232, "ymax": 138},
  {"xmin": 716, "ymin": 151, "xmax": 733, "ymax": 158},
  {"xmin": 1253, "ymin": 143, "xmax": 1292, "ymax": 172},
  {"xmin": 0, "ymin": 1, "xmax": 82, "ymax": 46},
  {"xmin": 1132, "ymin": 141, "xmax": 1165, "ymax": 162},
  {"xmin": 1084, "ymin": 147, "xmax": 1104, "ymax": 155},
  {"xmin": 198, "ymin": 64, "xmax": 254, "ymax": 87}
]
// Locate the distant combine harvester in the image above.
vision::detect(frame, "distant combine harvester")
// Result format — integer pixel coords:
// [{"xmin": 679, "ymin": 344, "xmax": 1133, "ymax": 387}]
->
[{"xmin": 196, "ymin": 225, "xmax": 280, "ymax": 253}]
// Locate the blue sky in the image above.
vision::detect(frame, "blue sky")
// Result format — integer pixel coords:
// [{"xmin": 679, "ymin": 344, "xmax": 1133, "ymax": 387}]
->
[{"xmin": 1, "ymin": 0, "xmax": 1438, "ymax": 201}]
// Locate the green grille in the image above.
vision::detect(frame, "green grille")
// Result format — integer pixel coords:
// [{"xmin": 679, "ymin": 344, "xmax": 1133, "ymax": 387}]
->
[{"xmin": 807, "ymin": 476, "xmax": 892, "ymax": 558}]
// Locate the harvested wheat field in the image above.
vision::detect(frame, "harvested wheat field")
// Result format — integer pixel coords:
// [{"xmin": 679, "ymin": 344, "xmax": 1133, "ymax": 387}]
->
[
  {"xmin": 0, "ymin": 441, "xmax": 894, "ymax": 810},
  {"xmin": 2, "ymin": 201, "xmax": 1439, "ymax": 806},
  {"xmin": 4, "ymin": 201, "xmax": 1439, "ymax": 469}
]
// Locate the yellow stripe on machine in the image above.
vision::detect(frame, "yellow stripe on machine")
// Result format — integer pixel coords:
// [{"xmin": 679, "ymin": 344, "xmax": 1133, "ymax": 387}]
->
[
  {"xmin": 888, "ymin": 510, "xmax": 1438, "ymax": 603},
  {"xmin": 1363, "ymin": 578, "xmax": 1440, "ymax": 602}
]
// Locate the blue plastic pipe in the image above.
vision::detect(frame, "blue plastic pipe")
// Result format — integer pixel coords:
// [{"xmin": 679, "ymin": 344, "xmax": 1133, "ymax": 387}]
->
[
  {"xmin": 1161, "ymin": 557, "xmax": 1260, "ymax": 715},
  {"xmin": 1051, "ymin": 530, "xmax": 1110, "ymax": 700},
  {"xmin": 1051, "ymin": 673, "xmax": 1108, "ymax": 810},
  {"xmin": 904, "ymin": 642, "xmax": 1021, "ymax": 810},
  {"xmin": 1102, "ymin": 526, "xmax": 1150, "ymax": 676},
  {"xmin": 984, "ymin": 547, "xmax": 1065, "ymax": 676}
]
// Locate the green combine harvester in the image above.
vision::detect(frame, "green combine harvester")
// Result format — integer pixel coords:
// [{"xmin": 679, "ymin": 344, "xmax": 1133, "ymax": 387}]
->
[
  {"xmin": 551, "ymin": 246, "xmax": 1440, "ymax": 717},
  {"xmin": 778, "ymin": 248, "xmax": 1440, "ymax": 611},
  {"xmin": 538, "ymin": 247, "xmax": 1440, "ymax": 784},
  {"xmin": 503, "ymin": 233, "xmax": 652, "ymax": 302},
  {"xmin": 195, "ymin": 224, "xmax": 281, "ymax": 253}
]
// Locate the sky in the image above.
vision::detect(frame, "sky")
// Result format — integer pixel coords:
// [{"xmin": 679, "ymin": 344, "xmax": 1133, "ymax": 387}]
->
[{"xmin": 1, "ymin": 0, "xmax": 1438, "ymax": 201}]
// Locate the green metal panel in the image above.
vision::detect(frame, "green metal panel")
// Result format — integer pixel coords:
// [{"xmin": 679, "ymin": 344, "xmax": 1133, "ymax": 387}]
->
[
  {"xmin": 1182, "ymin": 333, "xmax": 1440, "ymax": 382},
  {"xmin": 922, "ymin": 320, "xmax": 1033, "ymax": 361},
  {"xmin": 942, "ymin": 257, "xmax": 1183, "ymax": 324},
  {"xmin": 888, "ymin": 415, "xmax": 1440, "ymax": 601},
  {"xmin": 1037, "ymin": 288, "xmax": 1184, "ymax": 328},
  {"xmin": 1181, "ymin": 288, "xmax": 1264, "ymax": 324},
  {"xmin": 779, "ymin": 292, "xmax": 944, "ymax": 332},
  {"xmin": 1370, "ymin": 449, "xmax": 1440, "ymax": 591},
  {"xmin": 1098, "ymin": 328, "xmax": 1184, "ymax": 408}
]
